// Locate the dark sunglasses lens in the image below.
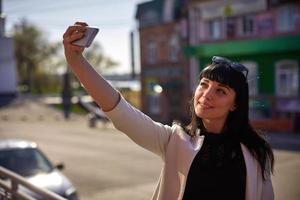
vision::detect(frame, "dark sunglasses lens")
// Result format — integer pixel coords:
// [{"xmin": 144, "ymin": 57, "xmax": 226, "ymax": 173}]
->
[
  {"xmin": 231, "ymin": 63, "xmax": 248, "ymax": 77},
  {"xmin": 212, "ymin": 56, "xmax": 248, "ymax": 78},
  {"xmin": 212, "ymin": 56, "xmax": 230, "ymax": 64}
]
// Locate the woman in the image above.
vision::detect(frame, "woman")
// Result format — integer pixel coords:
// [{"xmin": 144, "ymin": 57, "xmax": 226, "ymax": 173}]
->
[{"xmin": 63, "ymin": 22, "xmax": 274, "ymax": 200}]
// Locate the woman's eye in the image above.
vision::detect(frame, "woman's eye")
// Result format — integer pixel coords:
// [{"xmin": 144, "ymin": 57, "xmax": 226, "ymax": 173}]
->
[
  {"xmin": 217, "ymin": 88, "xmax": 226, "ymax": 95},
  {"xmin": 199, "ymin": 82, "xmax": 207, "ymax": 88}
]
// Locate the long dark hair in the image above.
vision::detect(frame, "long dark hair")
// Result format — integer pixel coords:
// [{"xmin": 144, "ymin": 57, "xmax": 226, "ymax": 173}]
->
[{"xmin": 186, "ymin": 63, "xmax": 274, "ymax": 180}]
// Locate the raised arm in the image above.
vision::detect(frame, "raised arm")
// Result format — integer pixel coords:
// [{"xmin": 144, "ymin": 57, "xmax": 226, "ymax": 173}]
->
[
  {"xmin": 63, "ymin": 22, "xmax": 174, "ymax": 158},
  {"xmin": 62, "ymin": 21, "xmax": 120, "ymax": 111}
]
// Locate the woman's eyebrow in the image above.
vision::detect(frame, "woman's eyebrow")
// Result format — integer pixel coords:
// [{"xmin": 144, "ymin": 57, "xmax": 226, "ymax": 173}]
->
[{"xmin": 218, "ymin": 83, "xmax": 230, "ymax": 90}]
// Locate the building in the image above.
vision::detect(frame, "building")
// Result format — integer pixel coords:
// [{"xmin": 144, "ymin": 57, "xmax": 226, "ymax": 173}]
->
[
  {"xmin": 184, "ymin": 0, "xmax": 300, "ymax": 132},
  {"xmin": 135, "ymin": 0, "xmax": 190, "ymax": 124},
  {"xmin": 0, "ymin": 0, "xmax": 17, "ymax": 106}
]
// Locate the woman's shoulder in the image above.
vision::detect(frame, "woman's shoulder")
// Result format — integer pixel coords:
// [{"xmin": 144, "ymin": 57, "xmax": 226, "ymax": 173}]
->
[
  {"xmin": 169, "ymin": 123, "xmax": 195, "ymax": 141},
  {"xmin": 170, "ymin": 122, "xmax": 186, "ymax": 133}
]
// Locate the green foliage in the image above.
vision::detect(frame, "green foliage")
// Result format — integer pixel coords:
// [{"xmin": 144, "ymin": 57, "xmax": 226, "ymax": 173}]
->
[
  {"xmin": 12, "ymin": 18, "xmax": 119, "ymax": 95},
  {"xmin": 83, "ymin": 42, "xmax": 118, "ymax": 72},
  {"xmin": 69, "ymin": 42, "xmax": 119, "ymax": 93},
  {"xmin": 12, "ymin": 19, "xmax": 61, "ymax": 93}
]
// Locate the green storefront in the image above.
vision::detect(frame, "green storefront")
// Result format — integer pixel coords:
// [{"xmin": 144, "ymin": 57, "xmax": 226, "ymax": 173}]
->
[{"xmin": 185, "ymin": 35, "xmax": 300, "ymax": 132}]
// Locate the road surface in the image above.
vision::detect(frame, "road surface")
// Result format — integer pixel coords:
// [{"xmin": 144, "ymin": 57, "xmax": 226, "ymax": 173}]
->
[{"xmin": 0, "ymin": 98, "xmax": 299, "ymax": 200}]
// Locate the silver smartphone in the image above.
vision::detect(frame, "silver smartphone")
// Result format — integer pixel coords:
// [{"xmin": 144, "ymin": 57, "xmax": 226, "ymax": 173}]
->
[{"xmin": 72, "ymin": 27, "xmax": 99, "ymax": 47}]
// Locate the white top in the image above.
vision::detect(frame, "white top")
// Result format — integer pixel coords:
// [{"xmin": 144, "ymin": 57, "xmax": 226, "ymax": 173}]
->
[{"xmin": 105, "ymin": 97, "xmax": 274, "ymax": 200}]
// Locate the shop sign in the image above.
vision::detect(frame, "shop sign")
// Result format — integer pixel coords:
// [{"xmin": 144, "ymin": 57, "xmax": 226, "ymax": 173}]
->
[
  {"xmin": 200, "ymin": 0, "xmax": 267, "ymax": 20},
  {"xmin": 276, "ymin": 98, "xmax": 300, "ymax": 112}
]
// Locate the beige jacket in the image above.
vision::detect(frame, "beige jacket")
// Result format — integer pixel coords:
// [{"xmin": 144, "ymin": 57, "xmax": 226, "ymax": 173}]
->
[{"xmin": 105, "ymin": 97, "xmax": 274, "ymax": 200}]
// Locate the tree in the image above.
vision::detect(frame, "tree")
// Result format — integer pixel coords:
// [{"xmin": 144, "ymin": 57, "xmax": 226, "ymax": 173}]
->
[
  {"xmin": 12, "ymin": 19, "xmax": 60, "ymax": 93},
  {"xmin": 69, "ymin": 42, "xmax": 118, "ymax": 93},
  {"xmin": 12, "ymin": 19, "xmax": 118, "ymax": 94},
  {"xmin": 83, "ymin": 42, "xmax": 118, "ymax": 73}
]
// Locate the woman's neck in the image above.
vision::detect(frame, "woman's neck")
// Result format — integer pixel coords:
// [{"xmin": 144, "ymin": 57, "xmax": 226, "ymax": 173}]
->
[{"xmin": 202, "ymin": 119, "xmax": 225, "ymax": 134}]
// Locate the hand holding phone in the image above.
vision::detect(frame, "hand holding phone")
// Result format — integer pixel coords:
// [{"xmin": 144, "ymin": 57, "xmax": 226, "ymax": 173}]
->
[{"xmin": 72, "ymin": 26, "xmax": 99, "ymax": 47}]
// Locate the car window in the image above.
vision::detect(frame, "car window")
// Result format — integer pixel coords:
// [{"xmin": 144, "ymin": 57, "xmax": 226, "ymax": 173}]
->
[{"xmin": 0, "ymin": 148, "xmax": 54, "ymax": 176}]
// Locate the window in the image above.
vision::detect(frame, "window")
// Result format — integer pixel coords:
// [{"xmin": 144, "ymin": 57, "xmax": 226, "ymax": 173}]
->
[
  {"xmin": 208, "ymin": 19, "xmax": 221, "ymax": 39},
  {"xmin": 169, "ymin": 35, "xmax": 179, "ymax": 62},
  {"xmin": 257, "ymin": 15, "xmax": 274, "ymax": 35},
  {"xmin": 148, "ymin": 95, "xmax": 160, "ymax": 114},
  {"xmin": 226, "ymin": 17, "xmax": 237, "ymax": 39},
  {"xmin": 241, "ymin": 61, "xmax": 258, "ymax": 95},
  {"xmin": 276, "ymin": 60, "xmax": 299, "ymax": 96},
  {"xmin": 241, "ymin": 16, "xmax": 254, "ymax": 36},
  {"xmin": 277, "ymin": 6, "xmax": 294, "ymax": 32},
  {"xmin": 147, "ymin": 40, "xmax": 156, "ymax": 64},
  {"xmin": 140, "ymin": 10, "xmax": 159, "ymax": 27},
  {"xmin": 190, "ymin": 58, "xmax": 199, "ymax": 92},
  {"xmin": 0, "ymin": 148, "xmax": 53, "ymax": 177},
  {"xmin": 146, "ymin": 79, "xmax": 161, "ymax": 114}
]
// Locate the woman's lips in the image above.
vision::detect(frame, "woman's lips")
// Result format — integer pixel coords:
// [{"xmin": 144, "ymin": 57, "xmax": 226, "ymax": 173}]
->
[{"xmin": 199, "ymin": 102, "xmax": 213, "ymax": 109}]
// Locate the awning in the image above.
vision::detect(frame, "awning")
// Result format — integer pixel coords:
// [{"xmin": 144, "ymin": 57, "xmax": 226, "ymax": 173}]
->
[
  {"xmin": 276, "ymin": 98, "xmax": 300, "ymax": 112},
  {"xmin": 184, "ymin": 35, "xmax": 300, "ymax": 58}
]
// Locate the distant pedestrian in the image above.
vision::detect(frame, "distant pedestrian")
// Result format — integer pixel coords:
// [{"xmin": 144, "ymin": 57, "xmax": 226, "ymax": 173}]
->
[{"xmin": 63, "ymin": 21, "xmax": 274, "ymax": 200}]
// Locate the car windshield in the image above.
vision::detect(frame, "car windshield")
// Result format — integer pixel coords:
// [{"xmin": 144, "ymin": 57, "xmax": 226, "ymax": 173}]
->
[{"xmin": 0, "ymin": 148, "xmax": 54, "ymax": 177}]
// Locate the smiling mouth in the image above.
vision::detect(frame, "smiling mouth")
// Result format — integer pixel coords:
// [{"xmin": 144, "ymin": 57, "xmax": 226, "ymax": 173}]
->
[{"xmin": 199, "ymin": 102, "xmax": 213, "ymax": 109}]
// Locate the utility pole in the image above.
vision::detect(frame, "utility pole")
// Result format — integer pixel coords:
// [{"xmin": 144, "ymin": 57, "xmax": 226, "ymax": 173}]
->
[
  {"xmin": 61, "ymin": 68, "xmax": 72, "ymax": 120},
  {"xmin": 0, "ymin": 0, "xmax": 5, "ymax": 36},
  {"xmin": 130, "ymin": 31, "xmax": 135, "ymax": 79}
]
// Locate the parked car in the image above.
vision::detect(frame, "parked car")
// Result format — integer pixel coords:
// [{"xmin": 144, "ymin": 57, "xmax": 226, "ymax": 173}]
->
[{"xmin": 0, "ymin": 139, "xmax": 79, "ymax": 200}]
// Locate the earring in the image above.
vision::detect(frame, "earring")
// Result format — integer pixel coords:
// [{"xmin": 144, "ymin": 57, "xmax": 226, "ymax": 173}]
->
[{"xmin": 230, "ymin": 105, "xmax": 236, "ymax": 111}]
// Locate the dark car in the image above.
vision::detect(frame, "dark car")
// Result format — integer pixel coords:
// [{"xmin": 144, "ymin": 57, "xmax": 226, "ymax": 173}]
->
[{"xmin": 0, "ymin": 139, "xmax": 79, "ymax": 200}]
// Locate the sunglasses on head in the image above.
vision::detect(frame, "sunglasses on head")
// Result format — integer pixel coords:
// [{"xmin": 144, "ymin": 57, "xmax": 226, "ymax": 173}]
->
[{"xmin": 211, "ymin": 56, "xmax": 249, "ymax": 78}]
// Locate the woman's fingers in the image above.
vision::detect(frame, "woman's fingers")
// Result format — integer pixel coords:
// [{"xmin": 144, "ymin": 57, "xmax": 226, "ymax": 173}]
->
[
  {"xmin": 63, "ymin": 31, "xmax": 84, "ymax": 44},
  {"xmin": 63, "ymin": 25, "xmax": 86, "ymax": 39},
  {"xmin": 63, "ymin": 21, "xmax": 88, "ymax": 42},
  {"xmin": 63, "ymin": 22, "xmax": 88, "ymax": 54},
  {"xmin": 63, "ymin": 38, "xmax": 84, "ymax": 53},
  {"xmin": 63, "ymin": 25, "xmax": 86, "ymax": 50},
  {"xmin": 74, "ymin": 21, "xmax": 88, "ymax": 27}
]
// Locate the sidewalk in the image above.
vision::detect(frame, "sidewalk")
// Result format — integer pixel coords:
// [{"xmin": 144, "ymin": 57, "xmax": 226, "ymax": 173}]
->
[
  {"xmin": 1, "ymin": 97, "xmax": 300, "ymax": 200},
  {"xmin": 0, "ymin": 95, "xmax": 110, "ymax": 126},
  {"xmin": 267, "ymin": 132, "xmax": 300, "ymax": 151},
  {"xmin": 1, "ymin": 96, "xmax": 70, "ymax": 121}
]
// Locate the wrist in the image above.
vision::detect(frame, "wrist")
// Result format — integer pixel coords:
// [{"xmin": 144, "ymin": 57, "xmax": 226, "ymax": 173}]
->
[{"xmin": 67, "ymin": 54, "xmax": 85, "ymax": 68}]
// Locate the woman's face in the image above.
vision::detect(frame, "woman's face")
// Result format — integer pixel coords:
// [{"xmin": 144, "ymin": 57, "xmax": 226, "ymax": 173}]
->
[{"xmin": 194, "ymin": 78, "xmax": 236, "ymax": 123}]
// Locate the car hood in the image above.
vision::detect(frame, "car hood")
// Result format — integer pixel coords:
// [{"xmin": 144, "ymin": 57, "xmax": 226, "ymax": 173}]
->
[{"xmin": 24, "ymin": 170, "xmax": 74, "ymax": 197}]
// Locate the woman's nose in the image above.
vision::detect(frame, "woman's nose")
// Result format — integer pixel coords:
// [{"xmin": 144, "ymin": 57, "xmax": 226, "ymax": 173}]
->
[{"xmin": 202, "ymin": 88, "xmax": 213, "ymax": 100}]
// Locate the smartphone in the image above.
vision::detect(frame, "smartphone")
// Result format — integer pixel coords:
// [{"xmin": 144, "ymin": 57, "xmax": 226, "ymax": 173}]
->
[{"xmin": 72, "ymin": 27, "xmax": 99, "ymax": 47}]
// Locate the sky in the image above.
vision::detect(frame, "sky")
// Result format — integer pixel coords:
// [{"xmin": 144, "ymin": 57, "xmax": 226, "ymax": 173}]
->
[{"xmin": 2, "ymin": 0, "xmax": 146, "ymax": 74}]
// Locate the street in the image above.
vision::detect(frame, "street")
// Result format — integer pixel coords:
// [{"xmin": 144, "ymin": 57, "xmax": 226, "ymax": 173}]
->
[{"xmin": 0, "ymin": 99, "xmax": 300, "ymax": 200}]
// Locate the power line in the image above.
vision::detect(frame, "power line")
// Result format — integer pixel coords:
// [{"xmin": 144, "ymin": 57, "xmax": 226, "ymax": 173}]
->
[
  {"xmin": 6, "ymin": 18, "xmax": 135, "ymax": 30},
  {"xmin": 5, "ymin": 14, "xmax": 135, "ymax": 28},
  {"xmin": 4, "ymin": 0, "xmax": 133, "ymax": 14},
  {"xmin": 36, "ymin": 19, "xmax": 132, "ymax": 28},
  {"xmin": 3, "ymin": 0, "xmax": 140, "ymax": 30}
]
